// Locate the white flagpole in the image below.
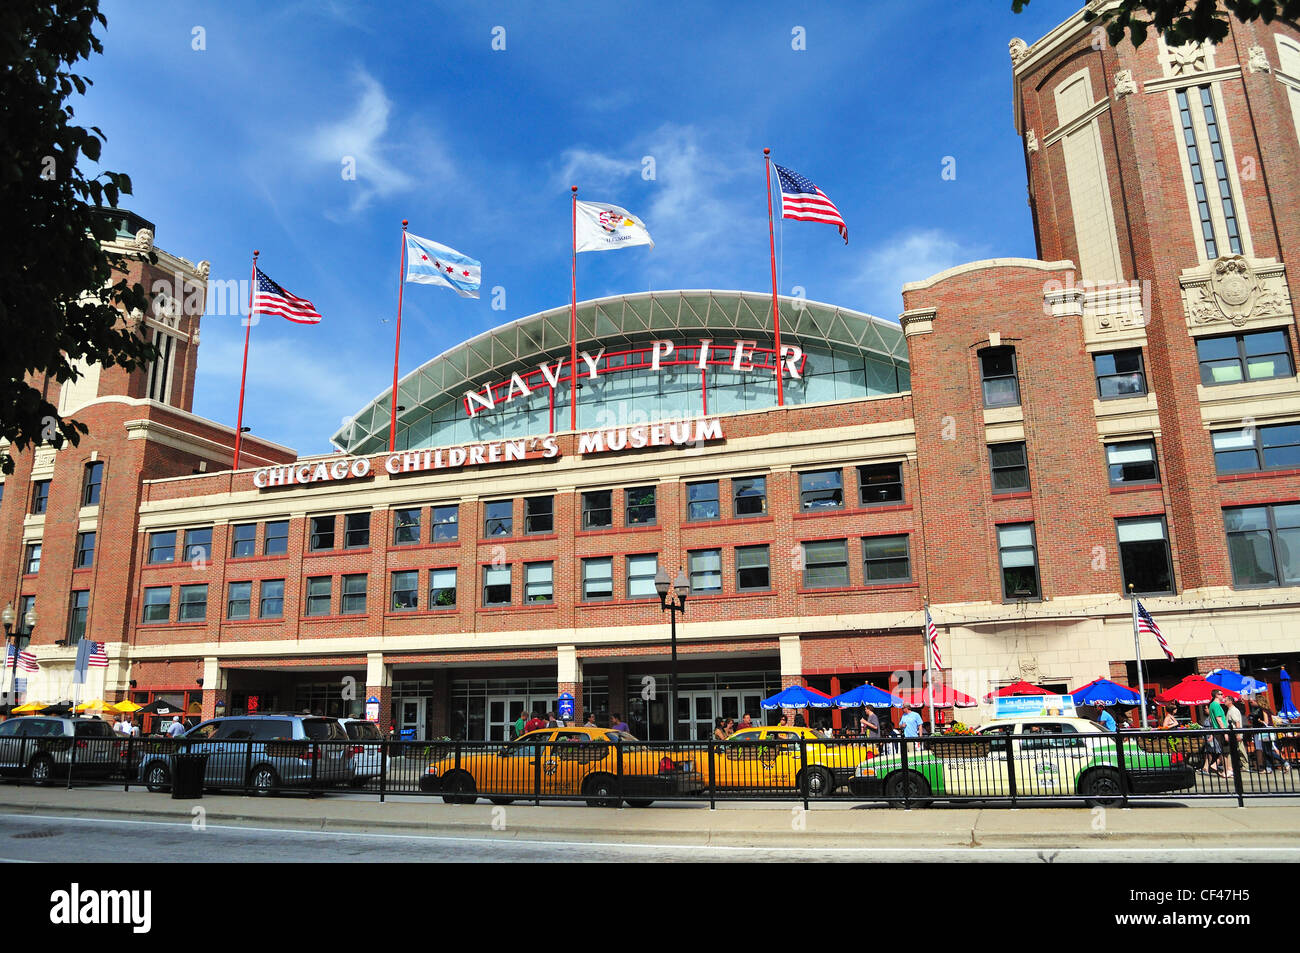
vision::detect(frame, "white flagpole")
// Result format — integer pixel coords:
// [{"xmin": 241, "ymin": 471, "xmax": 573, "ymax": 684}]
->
[
  {"xmin": 924, "ymin": 605, "xmax": 937, "ymax": 730},
  {"xmin": 1129, "ymin": 585, "xmax": 1149, "ymax": 729}
]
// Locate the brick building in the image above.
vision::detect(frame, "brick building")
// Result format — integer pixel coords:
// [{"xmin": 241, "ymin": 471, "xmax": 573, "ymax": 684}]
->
[{"xmin": 2, "ymin": 4, "xmax": 1299, "ymax": 738}]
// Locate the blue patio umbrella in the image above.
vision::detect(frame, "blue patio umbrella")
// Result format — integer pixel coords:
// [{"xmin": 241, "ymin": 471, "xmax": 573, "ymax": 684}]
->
[
  {"xmin": 760, "ymin": 686, "xmax": 834, "ymax": 709},
  {"xmin": 1280, "ymin": 668, "xmax": 1300, "ymax": 719},
  {"xmin": 831, "ymin": 683, "xmax": 909, "ymax": 708},
  {"xmin": 1070, "ymin": 678, "xmax": 1142, "ymax": 707},
  {"xmin": 1205, "ymin": 668, "xmax": 1269, "ymax": 696}
]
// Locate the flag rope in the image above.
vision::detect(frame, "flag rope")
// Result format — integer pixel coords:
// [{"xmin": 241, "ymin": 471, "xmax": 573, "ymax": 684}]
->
[
  {"xmin": 389, "ymin": 221, "xmax": 409, "ymax": 453},
  {"xmin": 232, "ymin": 250, "xmax": 258, "ymax": 471}
]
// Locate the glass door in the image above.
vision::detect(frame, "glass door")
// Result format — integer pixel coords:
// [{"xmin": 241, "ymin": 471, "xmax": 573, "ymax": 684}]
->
[
  {"xmin": 487, "ymin": 696, "xmax": 527, "ymax": 741},
  {"xmin": 676, "ymin": 692, "xmax": 715, "ymax": 740},
  {"xmin": 397, "ymin": 698, "xmax": 426, "ymax": 740}
]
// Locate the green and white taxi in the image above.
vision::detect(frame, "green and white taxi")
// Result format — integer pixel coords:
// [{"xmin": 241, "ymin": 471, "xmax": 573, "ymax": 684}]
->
[{"xmin": 848, "ymin": 716, "xmax": 1198, "ymax": 806}]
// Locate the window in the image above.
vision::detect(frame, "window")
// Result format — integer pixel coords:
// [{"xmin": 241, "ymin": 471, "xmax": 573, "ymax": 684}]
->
[
  {"xmin": 483, "ymin": 565, "xmax": 512, "ymax": 606},
  {"xmin": 67, "ymin": 591, "xmax": 89, "ymax": 643},
  {"xmin": 344, "ymin": 512, "xmax": 370, "ymax": 549},
  {"xmin": 184, "ymin": 527, "xmax": 212, "ymax": 564},
  {"xmin": 393, "ymin": 508, "xmax": 421, "ymax": 546},
  {"xmin": 626, "ymin": 554, "xmax": 658, "ymax": 599},
  {"xmin": 1224, "ymin": 503, "xmax": 1300, "ymax": 589},
  {"xmin": 1106, "ymin": 440, "xmax": 1160, "ymax": 485},
  {"xmin": 15, "ymin": 595, "xmax": 34, "ymax": 650},
  {"xmin": 625, "ymin": 486, "xmax": 656, "ymax": 526},
  {"xmin": 524, "ymin": 496, "xmax": 554, "ymax": 534},
  {"xmin": 997, "ymin": 524, "xmax": 1041, "ymax": 600},
  {"xmin": 858, "ymin": 463, "xmax": 904, "ymax": 506},
  {"xmin": 432, "ymin": 505, "xmax": 459, "ymax": 542},
  {"xmin": 799, "ymin": 470, "xmax": 843, "ymax": 510},
  {"xmin": 980, "ymin": 347, "xmax": 1020, "ymax": 408},
  {"xmin": 148, "ymin": 531, "xmax": 176, "ymax": 564},
  {"xmin": 82, "ymin": 462, "xmax": 104, "ymax": 506},
  {"xmin": 1117, "ymin": 518, "xmax": 1173, "ymax": 595},
  {"xmin": 341, "ymin": 574, "xmax": 368, "ymax": 615},
  {"xmin": 733, "ymin": 476, "xmax": 768, "ymax": 518},
  {"xmin": 484, "ymin": 500, "xmax": 513, "ymax": 537},
  {"xmin": 990, "ymin": 443, "xmax": 1030, "ymax": 494},
  {"xmin": 142, "ymin": 586, "xmax": 171, "ymax": 623},
  {"xmin": 305, "ymin": 577, "xmax": 332, "ymax": 616},
  {"xmin": 264, "ymin": 520, "xmax": 289, "ymax": 556},
  {"xmin": 863, "ymin": 535, "xmax": 911, "ymax": 584},
  {"xmin": 686, "ymin": 481, "xmax": 720, "ymax": 522},
  {"xmin": 75, "ymin": 532, "xmax": 95, "ymax": 569},
  {"xmin": 227, "ymin": 582, "xmax": 252, "ymax": 620},
  {"xmin": 259, "ymin": 579, "xmax": 285, "ymax": 619},
  {"xmin": 802, "ymin": 539, "xmax": 849, "ymax": 589},
  {"xmin": 429, "ymin": 568, "xmax": 457, "ymax": 608},
  {"xmin": 1197, "ymin": 330, "xmax": 1294, "ymax": 386},
  {"xmin": 524, "ymin": 562, "xmax": 554, "ymax": 603},
  {"xmin": 1212, "ymin": 423, "xmax": 1300, "ymax": 474},
  {"xmin": 582, "ymin": 557, "xmax": 614, "ymax": 601},
  {"xmin": 391, "ymin": 571, "xmax": 418, "ymax": 611},
  {"xmin": 581, "ymin": 491, "xmax": 613, "ymax": 530},
  {"xmin": 1177, "ymin": 86, "xmax": 1242, "ymax": 259},
  {"xmin": 688, "ymin": 549, "xmax": 722, "ymax": 593},
  {"xmin": 309, "ymin": 516, "xmax": 336, "ymax": 552},
  {"xmin": 178, "ymin": 584, "xmax": 208, "ymax": 622},
  {"xmin": 31, "ymin": 480, "xmax": 50, "ymax": 515},
  {"xmin": 736, "ymin": 545, "xmax": 770, "ymax": 591},
  {"xmin": 1094, "ymin": 349, "xmax": 1147, "ymax": 399},
  {"xmin": 231, "ymin": 523, "xmax": 256, "ymax": 558},
  {"xmin": 23, "ymin": 544, "xmax": 40, "ymax": 575}
]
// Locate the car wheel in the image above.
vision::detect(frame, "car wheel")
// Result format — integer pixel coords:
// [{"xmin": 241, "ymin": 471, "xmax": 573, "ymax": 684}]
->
[
  {"xmin": 28, "ymin": 756, "xmax": 54, "ymax": 786},
  {"xmin": 625, "ymin": 799, "xmax": 654, "ymax": 808},
  {"xmin": 441, "ymin": 771, "xmax": 477, "ymax": 804},
  {"xmin": 144, "ymin": 763, "xmax": 171, "ymax": 793},
  {"xmin": 1081, "ymin": 767, "xmax": 1124, "ymax": 806},
  {"xmin": 799, "ymin": 767, "xmax": 835, "ymax": 798},
  {"xmin": 249, "ymin": 765, "xmax": 279, "ymax": 796},
  {"xmin": 584, "ymin": 774, "xmax": 621, "ymax": 808},
  {"xmin": 884, "ymin": 770, "xmax": 932, "ymax": 808},
  {"xmin": 488, "ymin": 797, "xmax": 514, "ymax": 806}
]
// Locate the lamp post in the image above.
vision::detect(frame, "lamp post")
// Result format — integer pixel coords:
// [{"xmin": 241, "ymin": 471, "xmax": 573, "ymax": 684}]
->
[
  {"xmin": 655, "ymin": 566, "xmax": 689, "ymax": 741},
  {"xmin": 1, "ymin": 603, "xmax": 13, "ymax": 708}
]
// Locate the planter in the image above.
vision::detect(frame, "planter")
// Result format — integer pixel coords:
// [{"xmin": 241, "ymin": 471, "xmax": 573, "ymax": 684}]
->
[{"xmin": 925, "ymin": 737, "xmax": 991, "ymax": 759}]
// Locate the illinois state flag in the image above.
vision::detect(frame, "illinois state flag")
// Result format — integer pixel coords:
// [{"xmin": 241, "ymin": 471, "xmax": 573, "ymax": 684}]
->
[
  {"xmin": 574, "ymin": 201, "xmax": 654, "ymax": 253},
  {"xmin": 406, "ymin": 232, "xmax": 481, "ymax": 298}
]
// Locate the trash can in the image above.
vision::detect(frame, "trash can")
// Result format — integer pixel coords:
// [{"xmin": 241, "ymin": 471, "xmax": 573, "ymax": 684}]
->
[{"xmin": 171, "ymin": 753, "xmax": 209, "ymax": 799}]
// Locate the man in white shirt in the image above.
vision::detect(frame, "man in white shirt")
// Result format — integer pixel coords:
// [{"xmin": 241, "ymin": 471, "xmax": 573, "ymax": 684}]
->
[
  {"xmin": 112, "ymin": 717, "xmax": 127, "ymax": 736},
  {"xmin": 165, "ymin": 716, "xmax": 185, "ymax": 738}
]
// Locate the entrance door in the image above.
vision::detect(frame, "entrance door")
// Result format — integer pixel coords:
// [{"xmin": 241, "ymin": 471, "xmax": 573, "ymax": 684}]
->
[
  {"xmin": 676, "ymin": 692, "xmax": 715, "ymax": 741},
  {"xmin": 396, "ymin": 698, "xmax": 426, "ymax": 741},
  {"xmin": 487, "ymin": 696, "xmax": 527, "ymax": 741}
]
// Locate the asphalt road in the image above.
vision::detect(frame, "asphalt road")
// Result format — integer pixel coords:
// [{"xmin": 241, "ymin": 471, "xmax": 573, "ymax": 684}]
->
[{"xmin": 0, "ymin": 813, "xmax": 1296, "ymax": 863}]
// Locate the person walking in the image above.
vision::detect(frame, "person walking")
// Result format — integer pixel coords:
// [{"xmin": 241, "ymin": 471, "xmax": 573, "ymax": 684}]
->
[
  {"xmin": 512, "ymin": 710, "xmax": 526, "ymax": 740},
  {"xmin": 864, "ymin": 707, "xmax": 881, "ymax": 739},
  {"xmin": 524, "ymin": 710, "xmax": 545, "ymax": 733},
  {"xmin": 1206, "ymin": 689, "xmax": 1232, "ymax": 778},
  {"xmin": 611, "ymin": 712, "xmax": 628, "ymax": 732},
  {"xmin": 1225, "ymin": 697, "xmax": 1250, "ymax": 773}
]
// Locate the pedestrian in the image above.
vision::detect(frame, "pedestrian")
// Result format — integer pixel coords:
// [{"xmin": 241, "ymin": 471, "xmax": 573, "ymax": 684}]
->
[
  {"xmin": 723, "ymin": 717, "xmax": 736, "ymax": 737},
  {"xmin": 794, "ymin": 712, "xmax": 807, "ymax": 728},
  {"xmin": 165, "ymin": 715, "xmax": 185, "ymax": 738},
  {"xmin": 611, "ymin": 712, "xmax": 628, "ymax": 732},
  {"xmin": 778, "ymin": 712, "xmax": 792, "ymax": 727},
  {"xmin": 524, "ymin": 710, "xmax": 545, "ymax": 733},
  {"xmin": 863, "ymin": 706, "xmax": 881, "ymax": 739},
  {"xmin": 1206, "ymin": 689, "xmax": 1231, "ymax": 778},
  {"xmin": 1161, "ymin": 705, "xmax": 1179, "ymax": 730},
  {"xmin": 512, "ymin": 710, "xmax": 526, "ymax": 740},
  {"xmin": 1095, "ymin": 705, "xmax": 1117, "ymax": 732},
  {"xmin": 582, "ymin": 712, "xmax": 597, "ymax": 728},
  {"xmin": 545, "ymin": 711, "xmax": 558, "ymax": 728},
  {"xmin": 1225, "ymin": 696, "xmax": 1250, "ymax": 773},
  {"xmin": 900, "ymin": 705, "xmax": 923, "ymax": 740},
  {"xmin": 1251, "ymin": 708, "xmax": 1285, "ymax": 772},
  {"xmin": 737, "ymin": 713, "xmax": 754, "ymax": 732},
  {"xmin": 712, "ymin": 717, "xmax": 727, "ymax": 742},
  {"xmin": 112, "ymin": 716, "xmax": 126, "ymax": 736}
]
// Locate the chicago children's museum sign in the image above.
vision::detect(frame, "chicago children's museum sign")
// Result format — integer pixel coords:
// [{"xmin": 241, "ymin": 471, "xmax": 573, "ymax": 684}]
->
[{"xmin": 253, "ymin": 417, "xmax": 725, "ymax": 490}]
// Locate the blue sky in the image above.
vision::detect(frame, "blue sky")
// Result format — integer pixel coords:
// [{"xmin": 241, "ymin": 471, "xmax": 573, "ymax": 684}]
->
[{"xmin": 81, "ymin": 0, "xmax": 1077, "ymax": 456}]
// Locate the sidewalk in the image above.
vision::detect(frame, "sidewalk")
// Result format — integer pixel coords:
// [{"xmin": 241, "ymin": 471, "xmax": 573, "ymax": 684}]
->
[{"xmin": 1, "ymin": 787, "xmax": 1297, "ymax": 848}]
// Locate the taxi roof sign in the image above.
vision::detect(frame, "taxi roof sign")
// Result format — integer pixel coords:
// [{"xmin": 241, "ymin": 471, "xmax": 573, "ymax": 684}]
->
[{"xmin": 992, "ymin": 694, "xmax": 1077, "ymax": 719}]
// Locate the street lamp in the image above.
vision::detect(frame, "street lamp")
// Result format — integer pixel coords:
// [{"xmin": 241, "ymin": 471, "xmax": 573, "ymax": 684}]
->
[
  {"xmin": 655, "ymin": 566, "xmax": 689, "ymax": 741},
  {"xmin": 1, "ymin": 603, "xmax": 14, "ymax": 707}
]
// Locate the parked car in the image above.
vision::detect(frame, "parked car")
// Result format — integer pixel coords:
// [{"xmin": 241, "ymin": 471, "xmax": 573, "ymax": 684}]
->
[
  {"xmin": 849, "ymin": 716, "xmax": 1198, "ymax": 807},
  {"xmin": 339, "ymin": 718, "xmax": 384, "ymax": 785},
  {"xmin": 419, "ymin": 726, "xmax": 702, "ymax": 807},
  {"xmin": 721, "ymin": 726, "xmax": 875, "ymax": 796},
  {"xmin": 0, "ymin": 716, "xmax": 126, "ymax": 783},
  {"xmin": 137, "ymin": 715, "xmax": 354, "ymax": 795}
]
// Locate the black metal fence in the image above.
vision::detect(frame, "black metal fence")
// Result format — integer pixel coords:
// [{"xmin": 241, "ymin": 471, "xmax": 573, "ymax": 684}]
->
[{"xmin": 3, "ymin": 727, "xmax": 1299, "ymax": 808}]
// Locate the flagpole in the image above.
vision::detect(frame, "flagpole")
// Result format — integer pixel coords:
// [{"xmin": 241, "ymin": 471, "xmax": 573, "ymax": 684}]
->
[
  {"xmin": 570, "ymin": 186, "xmax": 579, "ymax": 432},
  {"xmin": 1129, "ymin": 584, "xmax": 1149, "ymax": 729},
  {"xmin": 924, "ymin": 605, "xmax": 936, "ymax": 731},
  {"xmin": 389, "ymin": 221, "xmax": 409, "ymax": 454},
  {"xmin": 763, "ymin": 148, "xmax": 785, "ymax": 408},
  {"xmin": 232, "ymin": 250, "xmax": 258, "ymax": 471}
]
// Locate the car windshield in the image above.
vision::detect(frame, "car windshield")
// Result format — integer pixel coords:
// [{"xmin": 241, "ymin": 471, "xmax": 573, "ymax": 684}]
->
[
  {"xmin": 74, "ymin": 721, "xmax": 115, "ymax": 737},
  {"xmin": 302, "ymin": 719, "xmax": 345, "ymax": 741},
  {"xmin": 345, "ymin": 722, "xmax": 382, "ymax": 740}
]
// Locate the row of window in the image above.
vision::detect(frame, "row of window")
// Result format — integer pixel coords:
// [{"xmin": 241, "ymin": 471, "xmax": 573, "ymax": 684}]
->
[{"xmin": 24, "ymin": 462, "xmax": 103, "ymax": 516}]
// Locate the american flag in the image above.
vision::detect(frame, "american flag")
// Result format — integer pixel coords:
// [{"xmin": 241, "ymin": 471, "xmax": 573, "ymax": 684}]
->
[
  {"xmin": 925, "ymin": 608, "xmax": 943, "ymax": 670},
  {"xmin": 252, "ymin": 268, "xmax": 322, "ymax": 325},
  {"xmin": 774, "ymin": 163, "xmax": 848, "ymax": 243},
  {"xmin": 89, "ymin": 641, "xmax": 108, "ymax": 668},
  {"xmin": 18, "ymin": 650, "xmax": 39, "ymax": 673},
  {"xmin": 3, "ymin": 645, "xmax": 14, "ymax": 670},
  {"xmin": 1137, "ymin": 599, "xmax": 1175, "ymax": 661}
]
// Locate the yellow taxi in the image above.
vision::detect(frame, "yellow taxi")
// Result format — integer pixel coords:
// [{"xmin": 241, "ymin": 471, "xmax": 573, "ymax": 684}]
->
[
  {"xmin": 419, "ymin": 726, "xmax": 703, "ymax": 807},
  {"xmin": 714, "ymin": 726, "xmax": 875, "ymax": 796}
]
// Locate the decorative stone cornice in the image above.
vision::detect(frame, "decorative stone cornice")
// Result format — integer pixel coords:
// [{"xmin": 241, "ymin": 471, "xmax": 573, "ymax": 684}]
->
[
  {"xmin": 1180, "ymin": 255, "xmax": 1292, "ymax": 335},
  {"xmin": 899, "ymin": 308, "xmax": 936, "ymax": 338}
]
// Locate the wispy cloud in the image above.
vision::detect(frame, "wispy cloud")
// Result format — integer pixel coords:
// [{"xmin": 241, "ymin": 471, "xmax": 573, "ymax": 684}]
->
[{"xmin": 856, "ymin": 229, "xmax": 989, "ymax": 317}]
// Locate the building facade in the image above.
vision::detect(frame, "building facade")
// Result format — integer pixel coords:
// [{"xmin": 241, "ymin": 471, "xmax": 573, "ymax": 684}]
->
[{"xmin": 2, "ymin": 4, "xmax": 1299, "ymax": 738}]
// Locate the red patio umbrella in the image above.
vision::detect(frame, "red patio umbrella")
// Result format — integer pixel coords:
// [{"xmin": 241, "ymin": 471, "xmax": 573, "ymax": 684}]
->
[
  {"xmin": 1155, "ymin": 675, "xmax": 1241, "ymax": 707},
  {"xmin": 982, "ymin": 680, "xmax": 1051, "ymax": 702},
  {"xmin": 896, "ymin": 685, "xmax": 979, "ymax": 708}
]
